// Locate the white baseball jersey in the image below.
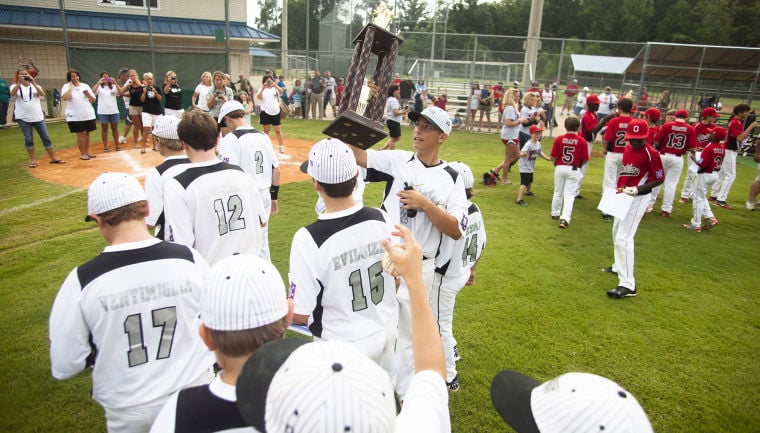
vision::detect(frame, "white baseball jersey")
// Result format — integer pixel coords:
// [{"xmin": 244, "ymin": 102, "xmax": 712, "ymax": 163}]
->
[
  {"xmin": 150, "ymin": 373, "xmax": 257, "ymax": 433},
  {"xmin": 435, "ymin": 202, "xmax": 486, "ymax": 278},
  {"xmin": 518, "ymin": 140, "xmax": 543, "ymax": 173},
  {"xmin": 289, "ymin": 205, "xmax": 398, "ymax": 350},
  {"xmin": 49, "ymin": 238, "xmax": 214, "ymax": 411},
  {"xmin": 217, "ymin": 127, "xmax": 279, "ymax": 191},
  {"xmin": 164, "ymin": 160, "xmax": 268, "ymax": 265},
  {"xmin": 395, "ymin": 370, "xmax": 451, "ymax": 433},
  {"xmin": 145, "ymin": 156, "xmax": 192, "ymax": 239},
  {"xmin": 365, "ymin": 150, "xmax": 468, "ymax": 260}
]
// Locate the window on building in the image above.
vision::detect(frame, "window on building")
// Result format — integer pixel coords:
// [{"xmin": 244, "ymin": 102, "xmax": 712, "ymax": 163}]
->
[{"xmin": 98, "ymin": 0, "xmax": 159, "ymax": 8}]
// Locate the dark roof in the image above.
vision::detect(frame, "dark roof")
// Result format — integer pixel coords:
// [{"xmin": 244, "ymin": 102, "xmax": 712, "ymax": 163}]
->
[
  {"xmin": 0, "ymin": 5, "xmax": 279, "ymax": 41},
  {"xmin": 626, "ymin": 42, "xmax": 760, "ymax": 82}
]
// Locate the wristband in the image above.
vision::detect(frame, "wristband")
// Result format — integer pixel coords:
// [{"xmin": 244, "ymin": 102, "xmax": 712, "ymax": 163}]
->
[{"xmin": 270, "ymin": 185, "xmax": 280, "ymax": 200}]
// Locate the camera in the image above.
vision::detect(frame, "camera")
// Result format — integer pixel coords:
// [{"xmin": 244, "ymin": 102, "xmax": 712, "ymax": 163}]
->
[
  {"xmin": 23, "ymin": 76, "xmax": 31, "ymax": 82},
  {"xmin": 104, "ymin": 77, "xmax": 111, "ymax": 83},
  {"xmin": 747, "ymin": 112, "xmax": 757, "ymax": 126},
  {"xmin": 403, "ymin": 182, "xmax": 417, "ymax": 218},
  {"xmin": 170, "ymin": 76, "xmax": 177, "ymax": 81}
]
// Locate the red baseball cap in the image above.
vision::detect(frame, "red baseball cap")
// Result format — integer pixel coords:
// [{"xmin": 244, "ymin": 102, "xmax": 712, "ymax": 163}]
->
[
  {"xmin": 625, "ymin": 118, "xmax": 649, "ymax": 139},
  {"xmin": 529, "ymin": 125, "xmax": 543, "ymax": 134},
  {"xmin": 586, "ymin": 94, "xmax": 600, "ymax": 104},
  {"xmin": 711, "ymin": 126, "xmax": 727, "ymax": 141},
  {"xmin": 675, "ymin": 109, "xmax": 689, "ymax": 118},
  {"xmin": 644, "ymin": 108, "xmax": 661, "ymax": 123},
  {"xmin": 701, "ymin": 107, "xmax": 720, "ymax": 118}
]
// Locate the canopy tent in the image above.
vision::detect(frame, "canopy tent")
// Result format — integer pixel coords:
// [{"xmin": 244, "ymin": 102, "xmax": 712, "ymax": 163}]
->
[{"xmin": 570, "ymin": 54, "xmax": 634, "ymax": 75}]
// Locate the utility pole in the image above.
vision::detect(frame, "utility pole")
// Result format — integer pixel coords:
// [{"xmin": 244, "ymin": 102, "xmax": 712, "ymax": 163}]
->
[
  {"xmin": 521, "ymin": 0, "xmax": 543, "ymax": 86},
  {"xmin": 282, "ymin": 0, "xmax": 288, "ymax": 77}
]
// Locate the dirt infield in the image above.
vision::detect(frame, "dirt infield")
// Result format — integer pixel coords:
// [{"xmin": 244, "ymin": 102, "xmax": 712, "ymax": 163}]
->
[{"xmin": 25, "ymin": 137, "xmax": 315, "ymax": 189}]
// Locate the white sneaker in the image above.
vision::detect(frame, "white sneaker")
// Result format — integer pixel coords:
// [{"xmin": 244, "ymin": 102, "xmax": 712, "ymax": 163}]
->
[
  {"xmin": 118, "ymin": 136, "xmax": 126, "ymax": 144},
  {"xmin": 137, "ymin": 137, "xmax": 143, "ymax": 143},
  {"xmin": 646, "ymin": 204, "xmax": 654, "ymax": 213},
  {"xmin": 746, "ymin": 201, "xmax": 756, "ymax": 211},
  {"xmin": 279, "ymin": 146, "xmax": 285, "ymax": 154}
]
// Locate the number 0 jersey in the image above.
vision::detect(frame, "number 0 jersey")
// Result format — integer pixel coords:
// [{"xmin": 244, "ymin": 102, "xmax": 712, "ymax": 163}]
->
[
  {"xmin": 164, "ymin": 159, "xmax": 268, "ymax": 265},
  {"xmin": 49, "ymin": 238, "xmax": 213, "ymax": 410},
  {"xmin": 288, "ymin": 205, "xmax": 398, "ymax": 346}
]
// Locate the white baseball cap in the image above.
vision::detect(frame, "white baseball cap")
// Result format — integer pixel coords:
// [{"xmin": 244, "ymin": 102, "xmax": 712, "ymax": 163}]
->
[
  {"xmin": 583, "ymin": 86, "xmax": 590, "ymax": 91},
  {"xmin": 408, "ymin": 106, "xmax": 452, "ymax": 135},
  {"xmin": 306, "ymin": 138, "xmax": 358, "ymax": 184},
  {"xmin": 448, "ymin": 161, "xmax": 474, "ymax": 189},
  {"xmin": 201, "ymin": 254, "xmax": 288, "ymax": 331},
  {"xmin": 236, "ymin": 339, "xmax": 396, "ymax": 433},
  {"xmin": 218, "ymin": 100, "xmax": 245, "ymax": 123},
  {"xmin": 151, "ymin": 115, "xmax": 180, "ymax": 140},
  {"xmin": 85, "ymin": 172, "xmax": 146, "ymax": 221},
  {"xmin": 491, "ymin": 370, "xmax": 653, "ymax": 433}
]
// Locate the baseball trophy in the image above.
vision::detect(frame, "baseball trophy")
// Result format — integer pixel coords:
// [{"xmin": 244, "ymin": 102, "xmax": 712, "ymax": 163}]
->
[{"xmin": 322, "ymin": 3, "xmax": 404, "ymax": 149}]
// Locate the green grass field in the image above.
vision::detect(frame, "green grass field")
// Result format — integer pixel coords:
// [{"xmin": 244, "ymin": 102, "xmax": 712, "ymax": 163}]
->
[{"xmin": 1, "ymin": 119, "xmax": 758, "ymax": 432}]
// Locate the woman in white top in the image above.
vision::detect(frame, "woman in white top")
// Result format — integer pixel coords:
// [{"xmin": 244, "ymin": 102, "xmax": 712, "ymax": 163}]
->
[
  {"xmin": 574, "ymin": 87, "xmax": 588, "ymax": 116},
  {"xmin": 93, "ymin": 71, "xmax": 121, "ymax": 152},
  {"xmin": 61, "ymin": 69, "xmax": 98, "ymax": 160},
  {"xmin": 380, "ymin": 84, "xmax": 407, "ymax": 150},
  {"xmin": 192, "ymin": 71, "xmax": 213, "ymax": 112},
  {"xmin": 489, "ymin": 89, "xmax": 521, "ymax": 184},
  {"xmin": 518, "ymin": 92, "xmax": 544, "ymax": 148},
  {"xmin": 11, "ymin": 68, "xmax": 64, "ymax": 167},
  {"xmin": 256, "ymin": 75, "xmax": 285, "ymax": 153},
  {"xmin": 469, "ymin": 83, "xmax": 480, "ymax": 130}
]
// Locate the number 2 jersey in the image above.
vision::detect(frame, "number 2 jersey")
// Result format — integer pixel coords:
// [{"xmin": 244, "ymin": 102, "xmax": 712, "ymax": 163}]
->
[
  {"xmin": 163, "ymin": 160, "xmax": 268, "ymax": 265},
  {"xmin": 49, "ymin": 238, "xmax": 213, "ymax": 410},
  {"xmin": 288, "ymin": 205, "xmax": 398, "ymax": 346}
]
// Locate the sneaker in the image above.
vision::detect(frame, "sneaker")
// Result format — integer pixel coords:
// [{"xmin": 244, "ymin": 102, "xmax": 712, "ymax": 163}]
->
[
  {"xmin": 746, "ymin": 201, "xmax": 756, "ymax": 211},
  {"xmin": 661, "ymin": 211, "xmax": 670, "ymax": 217},
  {"xmin": 279, "ymin": 145, "xmax": 285, "ymax": 154},
  {"xmin": 515, "ymin": 199, "xmax": 528, "ymax": 206},
  {"xmin": 602, "ymin": 214, "xmax": 612, "ymax": 221},
  {"xmin": 646, "ymin": 205, "xmax": 654, "ymax": 213},
  {"xmin": 708, "ymin": 217, "xmax": 718, "ymax": 227},
  {"xmin": 682, "ymin": 223, "xmax": 702, "ymax": 233},
  {"xmin": 679, "ymin": 197, "xmax": 691, "ymax": 204},
  {"xmin": 453, "ymin": 345, "xmax": 461, "ymax": 362},
  {"xmin": 575, "ymin": 194, "xmax": 584, "ymax": 200},
  {"xmin": 607, "ymin": 286, "xmax": 637, "ymax": 298},
  {"xmin": 446, "ymin": 376, "xmax": 460, "ymax": 392},
  {"xmin": 137, "ymin": 137, "xmax": 143, "ymax": 143},
  {"xmin": 715, "ymin": 201, "xmax": 734, "ymax": 210},
  {"xmin": 599, "ymin": 266, "xmax": 617, "ymax": 274},
  {"xmin": 118, "ymin": 135, "xmax": 127, "ymax": 144},
  {"xmin": 524, "ymin": 191, "xmax": 536, "ymax": 197},
  {"xmin": 709, "ymin": 196, "xmax": 717, "ymax": 202},
  {"xmin": 559, "ymin": 219, "xmax": 569, "ymax": 229},
  {"xmin": 551, "ymin": 215, "xmax": 559, "ymax": 220}
]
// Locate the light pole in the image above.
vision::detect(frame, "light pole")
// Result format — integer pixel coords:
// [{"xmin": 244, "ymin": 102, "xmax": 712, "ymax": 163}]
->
[{"xmin": 429, "ymin": 0, "xmax": 437, "ymax": 82}]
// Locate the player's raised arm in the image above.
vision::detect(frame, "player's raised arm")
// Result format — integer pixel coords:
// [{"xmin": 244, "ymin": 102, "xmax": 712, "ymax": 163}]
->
[{"xmin": 348, "ymin": 144, "xmax": 368, "ymax": 168}]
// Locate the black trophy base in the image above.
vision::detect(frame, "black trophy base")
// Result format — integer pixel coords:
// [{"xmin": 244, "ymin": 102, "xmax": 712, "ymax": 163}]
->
[{"xmin": 322, "ymin": 110, "xmax": 388, "ymax": 150}]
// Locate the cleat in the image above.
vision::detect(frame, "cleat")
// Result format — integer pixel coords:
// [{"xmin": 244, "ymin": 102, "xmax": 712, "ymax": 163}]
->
[
  {"xmin": 746, "ymin": 201, "xmax": 756, "ymax": 211},
  {"xmin": 575, "ymin": 194, "xmax": 584, "ymax": 200},
  {"xmin": 559, "ymin": 219, "xmax": 569, "ymax": 229},
  {"xmin": 715, "ymin": 201, "xmax": 733, "ymax": 210},
  {"xmin": 682, "ymin": 223, "xmax": 702, "ymax": 232},
  {"xmin": 118, "ymin": 135, "xmax": 127, "ymax": 144},
  {"xmin": 279, "ymin": 145, "xmax": 285, "ymax": 154},
  {"xmin": 551, "ymin": 215, "xmax": 560, "ymax": 220},
  {"xmin": 679, "ymin": 197, "xmax": 690, "ymax": 204},
  {"xmin": 515, "ymin": 199, "xmax": 528, "ymax": 206},
  {"xmin": 603, "ymin": 214, "xmax": 613, "ymax": 221},
  {"xmin": 708, "ymin": 217, "xmax": 718, "ymax": 227},
  {"xmin": 607, "ymin": 286, "xmax": 637, "ymax": 298},
  {"xmin": 709, "ymin": 196, "xmax": 717, "ymax": 202},
  {"xmin": 453, "ymin": 345, "xmax": 461, "ymax": 362},
  {"xmin": 661, "ymin": 211, "xmax": 670, "ymax": 217},
  {"xmin": 599, "ymin": 266, "xmax": 617, "ymax": 274},
  {"xmin": 446, "ymin": 376, "xmax": 460, "ymax": 392}
]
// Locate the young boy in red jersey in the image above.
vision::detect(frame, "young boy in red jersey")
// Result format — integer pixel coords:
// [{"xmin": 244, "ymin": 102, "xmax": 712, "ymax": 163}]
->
[
  {"xmin": 683, "ymin": 127, "xmax": 726, "ymax": 232},
  {"xmin": 550, "ymin": 117, "xmax": 589, "ymax": 228}
]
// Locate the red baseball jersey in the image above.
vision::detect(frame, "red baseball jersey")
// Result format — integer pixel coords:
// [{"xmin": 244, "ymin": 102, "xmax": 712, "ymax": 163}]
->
[
  {"xmin": 617, "ymin": 144, "xmax": 664, "ymax": 188},
  {"xmin": 726, "ymin": 117, "xmax": 744, "ymax": 151},
  {"xmin": 654, "ymin": 121, "xmax": 698, "ymax": 156},
  {"xmin": 693, "ymin": 122, "xmax": 716, "ymax": 150},
  {"xmin": 696, "ymin": 142, "xmax": 725, "ymax": 173},
  {"xmin": 603, "ymin": 115, "xmax": 633, "ymax": 153},
  {"xmin": 646, "ymin": 125, "xmax": 659, "ymax": 147},
  {"xmin": 551, "ymin": 133, "xmax": 589, "ymax": 167},
  {"xmin": 580, "ymin": 110, "xmax": 598, "ymax": 142}
]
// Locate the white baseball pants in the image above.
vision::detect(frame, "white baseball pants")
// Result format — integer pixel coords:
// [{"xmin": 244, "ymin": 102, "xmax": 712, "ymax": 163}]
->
[
  {"xmin": 678, "ymin": 152, "xmax": 701, "ymax": 201},
  {"xmin": 552, "ymin": 165, "xmax": 581, "ymax": 222},
  {"xmin": 430, "ymin": 271, "xmax": 469, "ymax": 383},
  {"xmin": 602, "ymin": 152, "xmax": 623, "ymax": 191},
  {"xmin": 714, "ymin": 149, "xmax": 737, "ymax": 202},
  {"xmin": 611, "ymin": 194, "xmax": 650, "ymax": 290},
  {"xmin": 691, "ymin": 172, "xmax": 718, "ymax": 227},
  {"xmin": 649, "ymin": 153, "xmax": 684, "ymax": 213}
]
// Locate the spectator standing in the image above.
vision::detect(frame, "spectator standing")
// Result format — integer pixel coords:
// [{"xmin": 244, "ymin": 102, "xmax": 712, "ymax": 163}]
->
[
  {"xmin": 307, "ymin": 69, "xmax": 325, "ymax": 120},
  {"xmin": 323, "ymin": 70, "xmax": 337, "ymax": 117},
  {"xmin": 62, "ymin": 69, "xmax": 98, "ymax": 160},
  {"xmin": 236, "ymin": 71, "xmax": 253, "ymax": 100},
  {"xmin": 478, "ymin": 83, "xmax": 494, "ymax": 132},
  {"xmin": 656, "ymin": 90, "xmax": 670, "ymax": 111},
  {"xmin": 191, "ymin": 71, "xmax": 213, "ymax": 112},
  {"xmin": 399, "ymin": 76, "xmax": 414, "ymax": 112},
  {"xmin": 597, "ymin": 86, "xmax": 617, "ymax": 117},
  {"xmin": 336, "ymin": 77, "xmax": 345, "ymax": 107},
  {"xmin": 638, "ymin": 85, "xmax": 650, "ymax": 112},
  {"xmin": 392, "ymin": 72, "xmax": 402, "ymax": 86},
  {"xmin": 120, "ymin": 69, "xmax": 145, "ymax": 146},
  {"xmin": 93, "ymin": 72, "xmax": 121, "ymax": 152},
  {"xmin": 291, "ymin": 79, "xmax": 304, "ymax": 119},
  {"xmin": 256, "ymin": 75, "xmax": 286, "ymax": 154},
  {"xmin": 550, "ymin": 116, "xmax": 589, "ymax": 228},
  {"xmin": 561, "ymin": 79, "xmax": 579, "ymax": 116},
  {"xmin": 415, "ymin": 79, "xmax": 428, "ymax": 101},
  {"xmin": 115, "ymin": 68, "xmax": 133, "ymax": 145},
  {"xmin": 574, "ymin": 86, "xmax": 589, "ymax": 116},
  {"xmin": 492, "ymin": 82, "xmax": 505, "ymax": 124},
  {"xmin": 468, "ymin": 83, "xmax": 480, "ymax": 130},
  {"xmin": 235, "ymin": 91, "xmax": 254, "ymax": 126},
  {"xmin": 0, "ymin": 77, "xmax": 10, "ymax": 128},
  {"xmin": 49, "ymin": 172, "xmax": 214, "ymax": 433},
  {"xmin": 139, "ymin": 72, "xmax": 163, "ymax": 153},
  {"xmin": 276, "ymin": 75, "xmax": 288, "ymax": 106},
  {"xmin": 711, "ymin": 103, "xmax": 757, "ymax": 209},
  {"xmin": 489, "ymin": 89, "xmax": 521, "ymax": 185},
  {"xmin": 11, "ymin": 69, "xmax": 65, "ymax": 167},
  {"xmin": 541, "ymin": 82, "xmax": 556, "ymax": 128},
  {"xmin": 162, "ymin": 70, "xmax": 183, "ymax": 118},
  {"xmin": 206, "ymin": 71, "xmax": 234, "ymax": 123},
  {"xmin": 380, "ymin": 84, "xmax": 407, "ymax": 150},
  {"xmin": 518, "ymin": 92, "xmax": 544, "ymax": 149}
]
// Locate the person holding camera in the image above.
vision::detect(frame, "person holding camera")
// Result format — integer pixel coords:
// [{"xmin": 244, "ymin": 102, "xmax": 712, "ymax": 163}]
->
[
  {"xmin": 62, "ymin": 69, "xmax": 98, "ymax": 160},
  {"xmin": 11, "ymin": 68, "xmax": 65, "ymax": 167},
  {"xmin": 163, "ymin": 71, "xmax": 183, "ymax": 119},
  {"xmin": 93, "ymin": 71, "xmax": 121, "ymax": 152},
  {"xmin": 256, "ymin": 75, "xmax": 286, "ymax": 154},
  {"xmin": 206, "ymin": 71, "xmax": 234, "ymax": 126},
  {"xmin": 139, "ymin": 72, "xmax": 163, "ymax": 153},
  {"xmin": 119, "ymin": 69, "xmax": 145, "ymax": 147}
]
